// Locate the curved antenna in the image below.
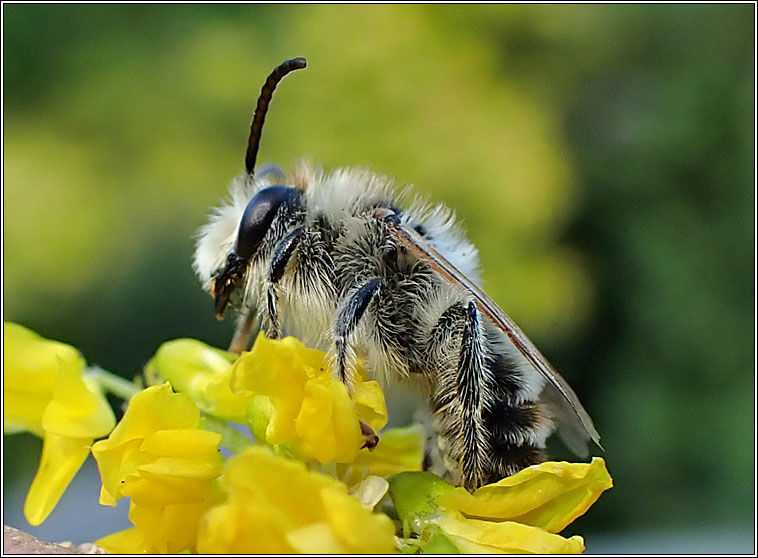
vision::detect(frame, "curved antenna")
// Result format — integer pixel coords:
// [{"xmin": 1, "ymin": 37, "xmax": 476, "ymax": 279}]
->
[{"xmin": 245, "ymin": 57, "xmax": 307, "ymax": 175}]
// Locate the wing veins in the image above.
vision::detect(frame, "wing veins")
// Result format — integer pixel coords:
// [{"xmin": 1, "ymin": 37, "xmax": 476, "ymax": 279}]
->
[{"xmin": 388, "ymin": 220, "xmax": 601, "ymax": 448}]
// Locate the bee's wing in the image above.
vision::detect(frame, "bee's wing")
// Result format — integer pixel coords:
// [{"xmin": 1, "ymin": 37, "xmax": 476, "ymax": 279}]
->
[{"xmin": 388, "ymin": 220, "xmax": 602, "ymax": 454}]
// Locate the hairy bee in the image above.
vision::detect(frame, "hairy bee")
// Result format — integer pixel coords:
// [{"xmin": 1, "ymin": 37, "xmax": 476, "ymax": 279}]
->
[{"xmin": 194, "ymin": 58, "xmax": 600, "ymax": 490}]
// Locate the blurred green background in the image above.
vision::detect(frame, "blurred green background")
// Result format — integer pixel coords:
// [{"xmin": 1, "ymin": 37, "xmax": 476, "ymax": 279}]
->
[{"xmin": 3, "ymin": 4, "xmax": 754, "ymax": 553}]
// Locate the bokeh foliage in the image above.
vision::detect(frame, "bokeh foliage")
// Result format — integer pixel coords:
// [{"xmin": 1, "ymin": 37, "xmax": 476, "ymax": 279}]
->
[{"xmin": 3, "ymin": 3, "xmax": 754, "ymax": 545}]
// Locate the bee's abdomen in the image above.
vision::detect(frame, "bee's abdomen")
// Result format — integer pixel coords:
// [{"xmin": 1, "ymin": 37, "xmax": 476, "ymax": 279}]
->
[{"xmin": 481, "ymin": 399, "xmax": 549, "ymax": 482}]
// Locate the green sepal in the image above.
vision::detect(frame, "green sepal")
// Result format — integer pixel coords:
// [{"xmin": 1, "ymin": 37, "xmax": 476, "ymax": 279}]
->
[{"xmin": 387, "ymin": 471, "xmax": 455, "ymax": 523}]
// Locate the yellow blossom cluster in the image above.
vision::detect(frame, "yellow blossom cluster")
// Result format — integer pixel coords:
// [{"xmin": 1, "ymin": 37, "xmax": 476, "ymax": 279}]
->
[
  {"xmin": 92, "ymin": 383, "xmax": 224, "ymax": 553},
  {"xmin": 4, "ymin": 321, "xmax": 613, "ymax": 554},
  {"xmin": 389, "ymin": 458, "xmax": 612, "ymax": 553},
  {"xmin": 197, "ymin": 447, "xmax": 396, "ymax": 554},
  {"xmin": 3, "ymin": 323, "xmax": 115, "ymax": 526},
  {"xmin": 230, "ymin": 333, "xmax": 388, "ymax": 464}
]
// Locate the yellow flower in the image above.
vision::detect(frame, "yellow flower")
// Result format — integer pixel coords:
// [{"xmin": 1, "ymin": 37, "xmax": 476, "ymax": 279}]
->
[
  {"xmin": 436, "ymin": 512, "xmax": 585, "ymax": 554},
  {"xmin": 339, "ymin": 423, "xmax": 426, "ymax": 486},
  {"xmin": 92, "ymin": 383, "xmax": 223, "ymax": 553},
  {"xmin": 389, "ymin": 458, "xmax": 613, "ymax": 554},
  {"xmin": 231, "ymin": 333, "xmax": 388, "ymax": 464},
  {"xmin": 97, "ymin": 497, "xmax": 224, "ymax": 555},
  {"xmin": 144, "ymin": 338, "xmax": 248, "ymax": 422},
  {"xmin": 196, "ymin": 446, "xmax": 396, "ymax": 554},
  {"xmin": 438, "ymin": 457, "xmax": 614, "ymax": 534},
  {"xmin": 94, "ymin": 526, "xmax": 143, "ymax": 554},
  {"xmin": 140, "ymin": 497, "xmax": 227, "ymax": 554},
  {"xmin": 3, "ymin": 322, "xmax": 116, "ymax": 526}
]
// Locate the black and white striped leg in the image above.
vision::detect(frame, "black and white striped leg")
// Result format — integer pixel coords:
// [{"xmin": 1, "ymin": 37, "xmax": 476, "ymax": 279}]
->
[
  {"xmin": 333, "ymin": 278, "xmax": 387, "ymax": 450},
  {"xmin": 334, "ymin": 278, "xmax": 385, "ymax": 388},
  {"xmin": 427, "ymin": 300, "xmax": 494, "ymax": 490},
  {"xmin": 456, "ymin": 301, "xmax": 493, "ymax": 490},
  {"xmin": 265, "ymin": 226, "xmax": 306, "ymax": 339}
]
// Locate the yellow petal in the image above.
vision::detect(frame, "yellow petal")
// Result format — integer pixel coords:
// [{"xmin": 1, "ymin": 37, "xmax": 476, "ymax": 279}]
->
[
  {"xmin": 328, "ymin": 379, "xmax": 366, "ymax": 462},
  {"xmin": 42, "ymin": 366, "xmax": 115, "ymax": 439},
  {"xmin": 95, "ymin": 527, "xmax": 145, "ymax": 554},
  {"xmin": 230, "ymin": 333, "xmax": 309, "ymax": 399},
  {"xmin": 350, "ymin": 424, "xmax": 426, "ymax": 483},
  {"xmin": 232, "ymin": 335, "xmax": 309, "ymax": 444},
  {"xmin": 295, "ymin": 377, "xmax": 364, "ymax": 464},
  {"xmin": 294, "ymin": 378, "xmax": 337, "ymax": 462},
  {"xmin": 92, "ymin": 438, "xmax": 143, "ymax": 506},
  {"xmin": 198, "ymin": 497, "xmax": 295, "ymax": 554},
  {"xmin": 3, "ymin": 392, "xmax": 53, "ymax": 437},
  {"xmin": 352, "ymin": 380, "xmax": 388, "ymax": 432},
  {"xmin": 437, "ymin": 458, "xmax": 613, "ymax": 533},
  {"xmin": 137, "ymin": 456, "xmax": 223, "ymax": 480},
  {"xmin": 139, "ymin": 428, "xmax": 222, "ymax": 458},
  {"xmin": 23, "ymin": 433, "xmax": 91, "ymax": 525},
  {"xmin": 91, "ymin": 384, "xmax": 211, "ymax": 506},
  {"xmin": 231, "ymin": 334, "xmax": 390, "ymax": 467},
  {"xmin": 145, "ymin": 339, "xmax": 247, "ymax": 422},
  {"xmin": 320, "ymin": 484, "xmax": 396, "ymax": 553},
  {"xmin": 221, "ymin": 446, "xmax": 332, "ymax": 525},
  {"xmin": 129, "ymin": 496, "xmax": 221, "ymax": 554},
  {"xmin": 3, "ymin": 322, "xmax": 84, "ymax": 436},
  {"xmin": 204, "ymin": 447, "xmax": 397, "ymax": 554},
  {"xmin": 286, "ymin": 522, "xmax": 348, "ymax": 554},
  {"xmin": 121, "ymin": 475, "xmax": 219, "ymax": 507},
  {"xmin": 264, "ymin": 396, "xmax": 301, "ymax": 445},
  {"xmin": 437, "ymin": 511, "xmax": 585, "ymax": 554},
  {"xmin": 100, "ymin": 383, "xmax": 200, "ymax": 445}
]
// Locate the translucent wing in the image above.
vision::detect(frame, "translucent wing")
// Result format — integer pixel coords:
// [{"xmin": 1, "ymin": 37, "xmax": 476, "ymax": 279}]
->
[{"xmin": 386, "ymin": 218, "xmax": 602, "ymax": 454}]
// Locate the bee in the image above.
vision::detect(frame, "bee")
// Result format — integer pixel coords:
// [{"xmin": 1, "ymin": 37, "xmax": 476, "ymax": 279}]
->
[{"xmin": 194, "ymin": 58, "xmax": 601, "ymax": 490}]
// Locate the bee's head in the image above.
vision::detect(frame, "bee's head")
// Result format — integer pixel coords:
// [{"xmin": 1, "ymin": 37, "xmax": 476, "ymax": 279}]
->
[
  {"xmin": 210, "ymin": 184, "xmax": 301, "ymax": 317},
  {"xmin": 198, "ymin": 58, "xmax": 307, "ymax": 319}
]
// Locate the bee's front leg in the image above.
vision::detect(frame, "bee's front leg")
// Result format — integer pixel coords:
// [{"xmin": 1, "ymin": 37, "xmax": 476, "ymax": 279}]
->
[
  {"xmin": 266, "ymin": 226, "xmax": 307, "ymax": 338},
  {"xmin": 229, "ymin": 307, "xmax": 259, "ymax": 353},
  {"xmin": 334, "ymin": 277, "xmax": 387, "ymax": 450}
]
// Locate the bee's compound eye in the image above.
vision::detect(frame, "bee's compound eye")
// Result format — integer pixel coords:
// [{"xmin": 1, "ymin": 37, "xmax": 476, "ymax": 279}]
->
[{"xmin": 236, "ymin": 185, "xmax": 301, "ymax": 259}]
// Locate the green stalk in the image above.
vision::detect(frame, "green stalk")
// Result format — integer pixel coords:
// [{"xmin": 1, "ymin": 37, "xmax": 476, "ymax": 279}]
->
[{"xmin": 87, "ymin": 366, "xmax": 141, "ymax": 400}]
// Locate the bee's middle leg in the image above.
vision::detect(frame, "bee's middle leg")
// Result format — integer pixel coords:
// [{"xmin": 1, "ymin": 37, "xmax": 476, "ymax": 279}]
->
[
  {"xmin": 334, "ymin": 278, "xmax": 386, "ymax": 387},
  {"xmin": 333, "ymin": 277, "xmax": 388, "ymax": 450}
]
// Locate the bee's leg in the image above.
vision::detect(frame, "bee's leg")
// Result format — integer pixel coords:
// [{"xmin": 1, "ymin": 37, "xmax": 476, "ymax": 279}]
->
[
  {"xmin": 428, "ymin": 301, "xmax": 492, "ymax": 490},
  {"xmin": 266, "ymin": 226, "xmax": 307, "ymax": 338},
  {"xmin": 229, "ymin": 307, "xmax": 258, "ymax": 353},
  {"xmin": 334, "ymin": 278, "xmax": 386, "ymax": 450},
  {"xmin": 423, "ymin": 302, "xmax": 466, "ymax": 474},
  {"xmin": 360, "ymin": 419, "xmax": 379, "ymax": 450},
  {"xmin": 334, "ymin": 278, "xmax": 385, "ymax": 387},
  {"xmin": 455, "ymin": 301, "xmax": 493, "ymax": 490}
]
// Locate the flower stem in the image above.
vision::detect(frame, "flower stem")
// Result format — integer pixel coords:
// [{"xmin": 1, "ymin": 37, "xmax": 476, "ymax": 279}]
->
[{"xmin": 87, "ymin": 366, "xmax": 141, "ymax": 400}]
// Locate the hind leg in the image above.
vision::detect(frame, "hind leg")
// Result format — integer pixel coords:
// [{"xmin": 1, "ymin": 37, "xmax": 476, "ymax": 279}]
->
[{"xmin": 426, "ymin": 301, "xmax": 494, "ymax": 490}]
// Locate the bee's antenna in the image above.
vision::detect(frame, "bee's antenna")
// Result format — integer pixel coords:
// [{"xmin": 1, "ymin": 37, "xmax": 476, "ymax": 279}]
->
[{"xmin": 245, "ymin": 57, "xmax": 307, "ymax": 175}]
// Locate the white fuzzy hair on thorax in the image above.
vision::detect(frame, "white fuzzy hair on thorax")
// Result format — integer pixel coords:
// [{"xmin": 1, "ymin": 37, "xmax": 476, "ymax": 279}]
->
[{"xmin": 194, "ymin": 161, "xmax": 482, "ymax": 294}]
